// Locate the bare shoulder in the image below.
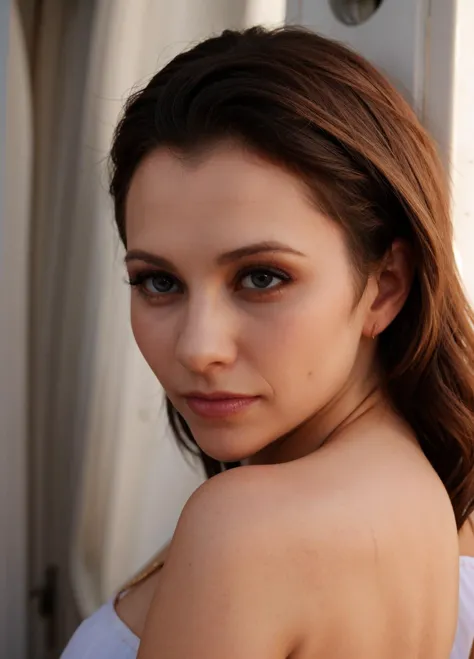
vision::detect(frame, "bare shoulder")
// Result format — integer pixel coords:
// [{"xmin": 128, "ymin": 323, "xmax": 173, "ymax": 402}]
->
[
  {"xmin": 178, "ymin": 437, "xmax": 458, "ymax": 569},
  {"xmin": 175, "ymin": 464, "xmax": 291, "ymax": 547},
  {"xmin": 163, "ymin": 464, "xmax": 304, "ymax": 590},
  {"xmin": 138, "ymin": 465, "xmax": 312, "ymax": 658},
  {"xmin": 167, "ymin": 438, "xmax": 459, "ymax": 593},
  {"xmin": 176, "ymin": 436, "xmax": 459, "ymax": 649},
  {"xmin": 138, "ymin": 448, "xmax": 458, "ymax": 658}
]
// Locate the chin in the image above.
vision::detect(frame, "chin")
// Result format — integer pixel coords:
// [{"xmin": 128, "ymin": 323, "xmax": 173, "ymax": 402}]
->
[
  {"xmin": 197, "ymin": 441, "xmax": 253, "ymax": 464},
  {"xmin": 191, "ymin": 427, "xmax": 263, "ymax": 464}
]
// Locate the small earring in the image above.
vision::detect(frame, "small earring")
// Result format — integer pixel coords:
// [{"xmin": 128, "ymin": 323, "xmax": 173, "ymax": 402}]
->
[{"xmin": 371, "ymin": 323, "xmax": 378, "ymax": 340}]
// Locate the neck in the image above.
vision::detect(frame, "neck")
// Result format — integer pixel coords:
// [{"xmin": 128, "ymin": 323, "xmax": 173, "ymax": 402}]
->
[{"xmin": 249, "ymin": 372, "xmax": 385, "ymax": 466}]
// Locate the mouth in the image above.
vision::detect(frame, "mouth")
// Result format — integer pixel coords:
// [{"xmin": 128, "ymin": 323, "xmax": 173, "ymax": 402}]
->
[{"xmin": 182, "ymin": 392, "xmax": 260, "ymax": 419}]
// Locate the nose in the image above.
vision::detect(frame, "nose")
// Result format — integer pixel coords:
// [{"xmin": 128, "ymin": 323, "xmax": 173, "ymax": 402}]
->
[{"xmin": 175, "ymin": 296, "xmax": 237, "ymax": 374}]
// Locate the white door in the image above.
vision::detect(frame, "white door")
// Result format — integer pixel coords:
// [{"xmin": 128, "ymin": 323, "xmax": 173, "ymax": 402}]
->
[
  {"xmin": 288, "ymin": 0, "xmax": 456, "ymax": 161},
  {"xmin": 288, "ymin": 0, "xmax": 473, "ymax": 297}
]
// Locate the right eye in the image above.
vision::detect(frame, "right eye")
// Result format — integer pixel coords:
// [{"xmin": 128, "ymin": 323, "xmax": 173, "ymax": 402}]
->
[
  {"xmin": 128, "ymin": 271, "xmax": 182, "ymax": 298},
  {"xmin": 144, "ymin": 273, "xmax": 180, "ymax": 294}
]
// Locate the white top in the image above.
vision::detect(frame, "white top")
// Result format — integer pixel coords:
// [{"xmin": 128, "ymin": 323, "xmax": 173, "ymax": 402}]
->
[
  {"xmin": 452, "ymin": 557, "xmax": 474, "ymax": 659},
  {"xmin": 60, "ymin": 597, "xmax": 139, "ymax": 659},
  {"xmin": 61, "ymin": 557, "xmax": 474, "ymax": 659}
]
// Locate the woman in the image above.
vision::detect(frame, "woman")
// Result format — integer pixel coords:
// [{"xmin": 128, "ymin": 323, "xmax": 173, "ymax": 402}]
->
[{"xmin": 62, "ymin": 26, "xmax": 474, "ymax": 658}]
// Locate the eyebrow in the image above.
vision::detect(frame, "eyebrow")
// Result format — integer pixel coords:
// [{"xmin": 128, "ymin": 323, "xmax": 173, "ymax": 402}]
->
[{"xmin": 124, "ymin": 241, "xmax": 306, "ymax": 269}]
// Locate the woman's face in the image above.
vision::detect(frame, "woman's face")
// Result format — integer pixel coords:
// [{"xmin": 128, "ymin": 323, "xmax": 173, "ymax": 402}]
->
[{"xmin": 125, "ymin": 143, "xmax": 377, "ymax": 463}]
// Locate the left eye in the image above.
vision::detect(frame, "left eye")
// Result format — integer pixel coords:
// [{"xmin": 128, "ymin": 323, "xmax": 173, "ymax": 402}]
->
[{"xmin": 240, "ymin": 270, "xmax": 286, "ymax": 290}]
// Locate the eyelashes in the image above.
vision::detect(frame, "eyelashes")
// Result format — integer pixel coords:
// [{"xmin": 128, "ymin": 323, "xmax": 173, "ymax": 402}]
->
[
  {"xmin": 237, "ymin": 266, "xmax": 291, "ymax": 291},
  {"xmin": 126, "ymin": 265, "xmax": 293, "ymax": 302},
  {"xmin": 128, "ymin": 271, "xmax": 182, "ymax": 295}
]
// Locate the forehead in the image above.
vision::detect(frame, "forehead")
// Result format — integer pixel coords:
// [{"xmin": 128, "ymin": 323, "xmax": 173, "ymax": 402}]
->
[{"xmin": 125, "ymin": 143, "xmax": 344, "ymax": 255}]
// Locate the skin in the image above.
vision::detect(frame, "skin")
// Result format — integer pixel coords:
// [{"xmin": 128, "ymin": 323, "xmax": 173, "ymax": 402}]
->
[{"xmin": 120, "ymin": 142, "xmax": 459, "ymax": 658}]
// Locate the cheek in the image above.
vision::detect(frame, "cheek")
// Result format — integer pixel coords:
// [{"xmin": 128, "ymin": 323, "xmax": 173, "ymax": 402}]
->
[
  {"xmin": 130, "ymin": 303, "xmax": 172, "ymax": 378},
  {"xmin": 254, "ymin": 287, "xmax": 360, "ymax": 399}
]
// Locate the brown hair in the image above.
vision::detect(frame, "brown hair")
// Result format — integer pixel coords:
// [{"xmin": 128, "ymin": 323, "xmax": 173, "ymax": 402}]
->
[{"xmin": 109, "ymin": 26, "xmax": 474, "ymax": 528}]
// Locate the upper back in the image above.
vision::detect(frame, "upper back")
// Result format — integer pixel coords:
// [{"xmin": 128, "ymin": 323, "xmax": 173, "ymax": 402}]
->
[{"xmin": 275, "ymin": 419, "xmax": 459, "ymax": 657}]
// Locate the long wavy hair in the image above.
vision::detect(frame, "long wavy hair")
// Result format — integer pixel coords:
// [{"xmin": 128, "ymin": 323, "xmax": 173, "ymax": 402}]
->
[{"xmin": 109, "ymin": 26, "xmax": 474, "ymax": 528}]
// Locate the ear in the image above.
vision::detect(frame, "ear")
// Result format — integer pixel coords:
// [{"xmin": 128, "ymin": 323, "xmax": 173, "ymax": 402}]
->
[{"xmin": 362, "ymin": 240, "xmax": 414, "ymax": 339}]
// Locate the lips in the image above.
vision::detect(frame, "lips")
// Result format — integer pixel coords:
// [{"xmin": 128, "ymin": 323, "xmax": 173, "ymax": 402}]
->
[{"xmin": 183, "ymin": 392, "xmax": 260, "ymax": 419}]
